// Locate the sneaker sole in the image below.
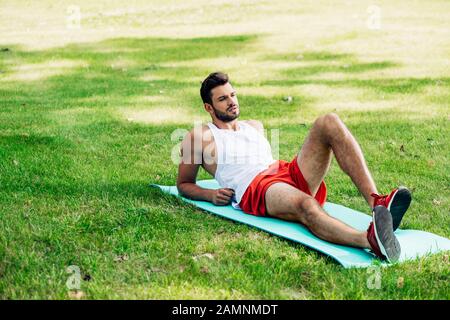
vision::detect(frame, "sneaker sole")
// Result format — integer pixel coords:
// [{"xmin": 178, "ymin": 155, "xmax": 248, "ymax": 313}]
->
[
  {"xmin": 373, "ymin": 206, "xmax": 401, "ymax": 263},
  {"xmin": 388, "ymin": 187, "xmax": 412, "ymax": 231}
]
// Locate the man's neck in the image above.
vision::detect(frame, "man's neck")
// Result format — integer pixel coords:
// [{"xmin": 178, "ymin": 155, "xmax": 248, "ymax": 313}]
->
[{"xmin": 212, "ymin": 119, "xmax": 240, "ymax": 131}]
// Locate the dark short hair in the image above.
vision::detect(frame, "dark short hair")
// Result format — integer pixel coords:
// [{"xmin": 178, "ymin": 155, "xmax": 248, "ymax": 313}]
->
[{"xmin": 200, "ymin": 72, "xmax": 229, "ymax": 105}]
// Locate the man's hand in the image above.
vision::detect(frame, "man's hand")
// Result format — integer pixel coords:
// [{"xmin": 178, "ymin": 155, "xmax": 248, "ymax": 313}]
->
[{"xmin": 211, "ymin": 188, "xmax": 235, "ymax": 206}]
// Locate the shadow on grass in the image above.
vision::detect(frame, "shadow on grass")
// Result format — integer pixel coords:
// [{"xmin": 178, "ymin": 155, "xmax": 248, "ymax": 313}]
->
[
  {"xmin": 0, "ymin": 35, "xmax": 256, "ymax": 111},
  {"xmin": 261, "ymin": 51, "xmax": 354, "ymax": 62},
  {"xmin": 282, "ymin": 61, "xmax": 397, "ymax": 77},
  {"xmin": 257, "ymin": 51, "xmax": 449, "ymax": 95},
  {"xmin": 262, "ymin": 77, "xmax": 450, "ymax": 95}
]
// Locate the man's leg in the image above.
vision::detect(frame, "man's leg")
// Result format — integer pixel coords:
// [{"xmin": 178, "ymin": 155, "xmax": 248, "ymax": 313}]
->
[
  {"xmin": 297, "ymin": 113, "xmax": 378, "ymax": 207},
  {"xmin": 265, "ymin": 112, "xmax": 379, "ymax": 247},
  {"xmin": 265, "ymin": 182, "xmax": 370, "ymax": 248},
  {"xmin": 264, "ymin": 113, "xmax": 402, "ymax": 259}
]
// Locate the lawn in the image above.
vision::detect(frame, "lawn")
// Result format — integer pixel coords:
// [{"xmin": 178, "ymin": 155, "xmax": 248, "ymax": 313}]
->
[{"xmin": 0, "ymin": 0, "xmax": 449, "ymax": 299}]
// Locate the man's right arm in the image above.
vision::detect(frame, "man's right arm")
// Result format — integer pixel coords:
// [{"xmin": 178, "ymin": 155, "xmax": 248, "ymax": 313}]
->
[
  {"xmin": 176, "ymin": 129, "xmax": 234, "ymax": 205},
  {"xmin": 176, "ymin": 129, "xmax": 213, "ymax": 201}
]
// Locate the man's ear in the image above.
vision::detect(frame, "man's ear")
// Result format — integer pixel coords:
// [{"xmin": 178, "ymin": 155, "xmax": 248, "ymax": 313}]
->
[{"xmin": 204, "ymin": 103, "xmax": 213, "ymax": 113}]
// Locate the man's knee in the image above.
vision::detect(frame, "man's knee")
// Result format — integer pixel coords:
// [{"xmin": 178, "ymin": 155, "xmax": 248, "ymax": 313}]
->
[
  {"xmin": 315, "ymin": 112, "xmax": 341, "ymax": 130},
  {"xmin": 314, "ymin": 113, "xmax": 347, "ymax": 142},
  {"xmin": 294, "ymin": 196, "xmax": 325, "ymax": 225}
]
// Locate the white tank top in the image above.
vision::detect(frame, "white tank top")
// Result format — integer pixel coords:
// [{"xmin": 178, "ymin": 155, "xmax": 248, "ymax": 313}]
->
[{"xmin": 206, "ymin": 121, "xmax": 276, "ymax": 210}]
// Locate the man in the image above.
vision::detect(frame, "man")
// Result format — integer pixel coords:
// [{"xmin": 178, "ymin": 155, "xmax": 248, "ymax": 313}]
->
[{"xmin": 177, "ymin": 72, "xmax": 412, "ymax": 262}]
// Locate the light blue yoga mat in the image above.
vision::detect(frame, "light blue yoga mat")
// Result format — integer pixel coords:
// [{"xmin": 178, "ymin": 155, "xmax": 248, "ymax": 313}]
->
[{"xmin": 150, "ymin": 179, "xmax": 450, "ymax": 268}]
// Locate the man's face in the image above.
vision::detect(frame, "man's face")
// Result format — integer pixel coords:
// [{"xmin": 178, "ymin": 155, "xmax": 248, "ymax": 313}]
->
[{"xmin": 208, "ymin": 82, "xmax": 240, "ymax": 122}]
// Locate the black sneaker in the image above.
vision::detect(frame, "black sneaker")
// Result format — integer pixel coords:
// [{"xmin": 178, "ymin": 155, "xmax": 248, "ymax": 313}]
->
[
  {"xmin": 367, "ymin": 206, "xmax": 401, "ymax": 263},
  {"xmin": 371, "ymin": 186, "xmax": 412, "ymax": 231}
]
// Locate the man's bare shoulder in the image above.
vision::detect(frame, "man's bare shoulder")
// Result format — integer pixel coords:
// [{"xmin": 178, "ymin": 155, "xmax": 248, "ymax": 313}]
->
[
  {"xmin": 180, "ymin": 124, "xmax": 212, "ymax": 161},
  {"xmin": 243, "ymin": 119, "xmax": 264, "ymax": 133},
  {"xmin": 185, "ymin": 124, "xmax": 213, "ymax": 142}
]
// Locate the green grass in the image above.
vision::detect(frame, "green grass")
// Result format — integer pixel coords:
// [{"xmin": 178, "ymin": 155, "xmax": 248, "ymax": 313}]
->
[{"xmin": 0, "ymin": 0, "xmax": 449, "ymax": 299}]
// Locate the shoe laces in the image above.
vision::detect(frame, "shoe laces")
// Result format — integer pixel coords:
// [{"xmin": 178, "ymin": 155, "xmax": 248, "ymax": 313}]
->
[
  {"xmin": 371, "ymin": 193, "xmax": 389, "ymax": 208},
  {"xmin": 371, "ymin": 193, "xmax": 387, "ymax": 201}
]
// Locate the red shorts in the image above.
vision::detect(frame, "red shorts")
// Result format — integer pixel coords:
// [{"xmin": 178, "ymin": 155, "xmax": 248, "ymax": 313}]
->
[{"xmin": 239, "ymin": 156, "xmax": 327, "ymax": 216}]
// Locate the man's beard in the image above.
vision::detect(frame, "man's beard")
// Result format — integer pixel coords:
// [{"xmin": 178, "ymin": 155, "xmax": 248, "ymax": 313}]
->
[{"xmin": 212, "ymin": 105, "xmax": 240, "ymax": 122}]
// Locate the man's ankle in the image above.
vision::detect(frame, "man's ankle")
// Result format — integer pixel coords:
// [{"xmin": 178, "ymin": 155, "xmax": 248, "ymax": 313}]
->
[{"xmin": 362, "ymin": 231, "xmax": 371, "ymax": 249}]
